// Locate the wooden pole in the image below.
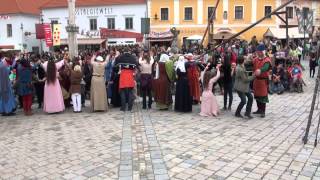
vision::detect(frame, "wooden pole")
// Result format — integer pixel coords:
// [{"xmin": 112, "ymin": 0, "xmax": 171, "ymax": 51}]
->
[{"xmin": 200, "ymin": 0, "xmax": 220, "ymax": 46}]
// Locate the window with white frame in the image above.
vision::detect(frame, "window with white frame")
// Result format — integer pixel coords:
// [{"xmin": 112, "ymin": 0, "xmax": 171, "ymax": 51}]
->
[
  {"xmin": 90, "ymin": 18, "xmax": 97, "ymax": 31},
  {"xmin": 125, "ymin": 17, "xmax": 133, "ymax": 30},
  {"xmin": 107, "ymin": 18, "xmax": 115, "ymax": 29},
  {"xmin": 235, "ymin": 6, "xmax": 243, "ymax": 19},
  {"xmin": 161, "ymin": 8, "xmax": 169, "ymax": 21},
  {"xmin": 184, "ymin": 7, "xmax": 193, "ymax": 20},
  {"xmin": 265, "ymin": 6, "xmax": 272, "ymax": 18}
]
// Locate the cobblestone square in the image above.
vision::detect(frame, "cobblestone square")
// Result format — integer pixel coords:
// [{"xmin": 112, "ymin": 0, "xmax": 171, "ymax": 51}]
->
[{"xmin": 0, "ymin": 68, "xmax": 320, "ymax": 180}]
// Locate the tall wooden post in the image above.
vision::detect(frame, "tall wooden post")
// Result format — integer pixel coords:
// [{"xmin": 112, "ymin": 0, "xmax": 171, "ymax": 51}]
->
[{"xmin": 66, "ymin": 0, "xmax": 79, "ymax": 58}]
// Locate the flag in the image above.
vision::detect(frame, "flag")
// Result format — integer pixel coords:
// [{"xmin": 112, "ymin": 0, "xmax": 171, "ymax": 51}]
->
[
  {"xmin": 35, "ymin": 24, "xmax": 45, "ymax": 39},
  {"xmin": 43, "ymin": 24, "xmax": 53, "ymax": 47},
  {"xmin": 52, "ymin": 24, "xmax": 61, "ymax": 46}
]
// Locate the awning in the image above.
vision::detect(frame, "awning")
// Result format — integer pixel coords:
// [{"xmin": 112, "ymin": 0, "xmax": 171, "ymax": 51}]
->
[
  {"xmin": 61, "ymin": 38, "xmax": 106, "ymax": 45},
  {"xmin": 212, "ymin": 28, "xmax": 243, "ymax": 40},
  {"xmin": 148, "ymin": 30, "xmax": 173, "ymax": 42},
  {"xmin": 187, "ymin": 35, "xmax": 202, "ymax": 40},
  {"xmin": 264, "ymin": 27, "xmax": 309, "ymax": 39},
  {"xmin": 100, "ymin": 28, "xmax": 143, "ymax": 42},
  {"xmin": 0, "ymin": 45, "xmax": 15, "ymax": 49}
]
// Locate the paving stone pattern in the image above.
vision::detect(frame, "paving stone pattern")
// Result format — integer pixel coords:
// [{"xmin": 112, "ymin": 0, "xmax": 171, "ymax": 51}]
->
[{"xmin": 1, "ymin": 64, "xmax": 320, "ymax": 179}]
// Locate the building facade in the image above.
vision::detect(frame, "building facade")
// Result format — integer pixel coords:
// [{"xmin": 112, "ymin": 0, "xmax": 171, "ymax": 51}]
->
[
  {"xmin": 149, "ymin": 0, "xmax": 320, "ymax": 46},
  {"xmin": 0, "ymin": 0, "xmax": 46, "ymax": 52},
  {"xmin": 41, "ymin": 0, "xmax": 146, "ymax": 50},
  {"xmin": 279, "ymin": 0, "xmax": 320, "ymax": 29}
]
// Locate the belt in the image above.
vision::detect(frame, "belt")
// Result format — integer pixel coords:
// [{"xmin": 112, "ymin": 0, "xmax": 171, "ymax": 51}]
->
[
  {"xmin": 93, "ymin": 74, "xmax": 104, "ymax": 77},
  {"xmin": 256, "ymin": 77, "xmax": 268, "ymax": 80}
]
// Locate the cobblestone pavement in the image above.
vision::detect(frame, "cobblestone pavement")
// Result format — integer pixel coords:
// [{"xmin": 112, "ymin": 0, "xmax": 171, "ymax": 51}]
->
[{"xmin": 1, "ymin": 67, "xmax": 320, "ymax": 180}]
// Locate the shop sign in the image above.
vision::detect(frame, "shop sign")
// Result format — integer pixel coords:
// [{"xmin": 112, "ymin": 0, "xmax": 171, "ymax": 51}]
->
[{"xmin": 75, "ymin": 7, "xmax": 113, "ymax": 16}]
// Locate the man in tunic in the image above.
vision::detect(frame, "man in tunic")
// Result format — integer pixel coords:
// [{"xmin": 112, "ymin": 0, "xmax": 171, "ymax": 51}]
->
[{"xmin": 253, "ymin": 44, "xmax": 272, "ymax": 118}]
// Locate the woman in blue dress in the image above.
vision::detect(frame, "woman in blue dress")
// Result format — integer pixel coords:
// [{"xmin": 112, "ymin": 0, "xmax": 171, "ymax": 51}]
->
[{"xmin": 0, "ymin": 62, "xmax": 16, "ymax": 116}]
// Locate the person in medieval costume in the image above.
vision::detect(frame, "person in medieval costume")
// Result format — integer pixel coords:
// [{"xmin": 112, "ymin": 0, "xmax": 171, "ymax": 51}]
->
[
  {"xmin": 0, "ymin": 62, "xmax": 16, "ymax": 116},
  {"xmin": 16, "ymin": 59, "xmax": 34, "ymax": 116},
  {"xmin": 174, "ymin": 56, "xmax": 192, "ymax": 112},
  {"xmin": 153, "ymin": 54, "xmax": 174, "ymax": 110},
  {"xmin": 252, "ymin": 44, "xmax": 272, "ymax": 118},
  {"xmin": 42, "ymin": 58, "xmax": 66, "ymax": 114},
  {"xmin": 90, "ymin": 55, "xmax": 108, "ymax": 112},
  {"xmin": 185, "ymin": 53, "xmax": 201, "ymax": 104},
  {"xmin": 58, "ymin": 54, "xmax": 72, "ymax": 108},
  {"xmin": 115, "ymin": 48, "xmax": 138, "ymax": 112}
]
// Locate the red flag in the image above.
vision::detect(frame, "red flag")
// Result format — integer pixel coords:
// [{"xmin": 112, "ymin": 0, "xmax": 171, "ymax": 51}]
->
[
  {"xmin": 43, "ymin": 24, "xmax": 53, "ymax": 47},
  {"xmin": 35, "ymin": 24, "xmax": 45, "ymax": 39}
]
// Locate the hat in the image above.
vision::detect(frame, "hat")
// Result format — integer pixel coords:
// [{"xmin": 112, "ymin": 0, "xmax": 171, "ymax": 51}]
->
[
  {"xmin": 96, "ymin": 56, "xmax": 104, "ymax": 62},
  {"xmin": 257, "ymin": 44, "xmax": 266, "ymax": 51}
]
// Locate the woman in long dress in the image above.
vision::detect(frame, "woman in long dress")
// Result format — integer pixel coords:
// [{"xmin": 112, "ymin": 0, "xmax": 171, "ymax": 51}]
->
[
  {"xmin": 90, "ymin": 55, "xmax": 108, "ymax": 112},
  {"xmin": 200, "ymin": 64, "xmax": 221, "ymax": 117},
  {"xmin": 153, "ymin": 54, "xmax": 174, "ymax": 110},
  {"xmin": 0, "ymin": 62, "xmax": 16, "ymax": 116},
  {"xmin": 43, "ymin": 59, "xmax": 65, "ymax": 113},
  {"xmin": 174, "ymin": 56, "xmax": 192, "ymax": 112}
]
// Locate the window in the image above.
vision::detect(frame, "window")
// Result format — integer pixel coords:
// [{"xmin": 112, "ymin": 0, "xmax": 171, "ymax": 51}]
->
[
  {"xmin": 125, "ymin": 17, "xmax": 133, "ymax": 30},
  {"xmin": 235, "ymin": 6, "xmax": 243, "ymax": 19},
  {"xmin": 286, "ymin": 7, "xmax": 293, "ymax": 18},
  {"xmin": 161, "ymin": 8, "xmax": 169, "ymax": 21},
  {"xmin": 90, "ymin": 18, "xmax": 97, "ymax": 31},
  {"xmin": 303, "ymin": 7, "xmax": 310, "ymax": 19},
  {"xmin": 7, "ymin": 24, "xmax": 12, "ymax": 37},
  {"xmin": 51, "ymin": 20, "xmax": 59, "ymax": 25},
  {"xmin": 107, "ymin": 18, "xmax": 115, "ymax": 29},
  {"xmin": 184, "ymin": 7, "xmax": 193, "ymax": 20},
  {"xmin": 265, "ymin": 6, "xmax": 272, "ymax": 18},
  {"xmin": 208, "ymin": 7, "xmax": 216, "ymax": 20}
]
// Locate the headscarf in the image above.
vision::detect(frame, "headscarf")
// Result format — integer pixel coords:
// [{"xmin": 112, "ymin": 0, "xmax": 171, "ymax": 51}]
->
[
  {"xmin": 175, "ymin": 56, "xmax": 186, "ymax": 73},
  {"xmin": 0, "ymin": 63, "xmax": 10, "ymax": 101}
]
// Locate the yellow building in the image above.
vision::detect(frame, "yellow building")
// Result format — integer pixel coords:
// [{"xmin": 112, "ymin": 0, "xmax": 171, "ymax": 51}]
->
[{"xmin": 148, "ymin": 0, "xmax": 278, "ymax": 46}]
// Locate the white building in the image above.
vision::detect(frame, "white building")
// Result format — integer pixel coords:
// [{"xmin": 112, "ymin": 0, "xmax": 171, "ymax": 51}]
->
[
  {"xmin": 0, "ymin": 0, "xmax": 45, "ymax": 53},
  {"xmin": 41, "ymin": 0, "xmax": 147, "ymax": 50}
]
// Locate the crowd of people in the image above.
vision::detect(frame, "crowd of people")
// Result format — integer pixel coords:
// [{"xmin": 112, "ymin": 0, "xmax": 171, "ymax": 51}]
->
[{"xmin": 0, "ymin": 34, "xmax": 319, "ymax": 119}]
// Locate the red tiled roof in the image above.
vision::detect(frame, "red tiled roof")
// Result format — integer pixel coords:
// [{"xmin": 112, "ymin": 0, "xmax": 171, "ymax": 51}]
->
[
  {"xmin": 41, "ymin": 0, "xmax": 146, "ymax": 9},
  {"xmin": 0, "ymin": 0, "xmax": 50, "ymax": 15}
]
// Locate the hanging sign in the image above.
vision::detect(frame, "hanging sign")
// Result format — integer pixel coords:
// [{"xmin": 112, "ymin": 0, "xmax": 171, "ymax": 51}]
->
[
  {"xmin": 52, "ymin": 24, "xmax": 61, "ymax": 46},
  {"xmin": 44, "ymin": 24, "xmax": 53, "ymax": 47}
]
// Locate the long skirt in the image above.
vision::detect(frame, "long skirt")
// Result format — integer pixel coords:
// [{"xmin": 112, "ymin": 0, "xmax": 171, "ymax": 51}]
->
[
  {"xmin": 91, "ymin": 76, "xmax": 108, "ymax": 111},
  {"xmin": 200, "ymin": 90, "xmax": 219, "ymax": 117},
  {"xmin": 0, "ymin": 83, "xmax": 16, "ymax": 114},
  {"xmin": 175, "ymin": 77, "xmax": 192, "ymax": 112},
  {"xmin": 111, "ymin": 75, "xmax": 121, "ymax": 107},
  {"xmin": 43, "ymin": 80, "xmax": 65, "ymax": 113},
  {"xmin": 153, "ymin": 78, "xmax": 172, "ymax": 110}
]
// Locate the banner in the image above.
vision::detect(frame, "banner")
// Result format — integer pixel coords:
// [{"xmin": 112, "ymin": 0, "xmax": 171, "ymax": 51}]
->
[
  {"xmin": 35, "ymin": 24, "xmax": 45, "ymax": 39},
  {"xmin": 43, "ymin": 24, "xmax": 53, "ymax": 47},
  {"xmin": 52, "ymin": 24, "xmax": 61, "ymax": 46}
]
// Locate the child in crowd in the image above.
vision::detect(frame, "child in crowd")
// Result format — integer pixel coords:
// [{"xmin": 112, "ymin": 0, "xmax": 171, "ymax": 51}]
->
[
  {"xmin": 70, "ymin": 65, "xmax": 83, "ymax": 113},
  {"xmin": 200, "ymin": 63, "xmax": 221, "ymax": 117}
]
